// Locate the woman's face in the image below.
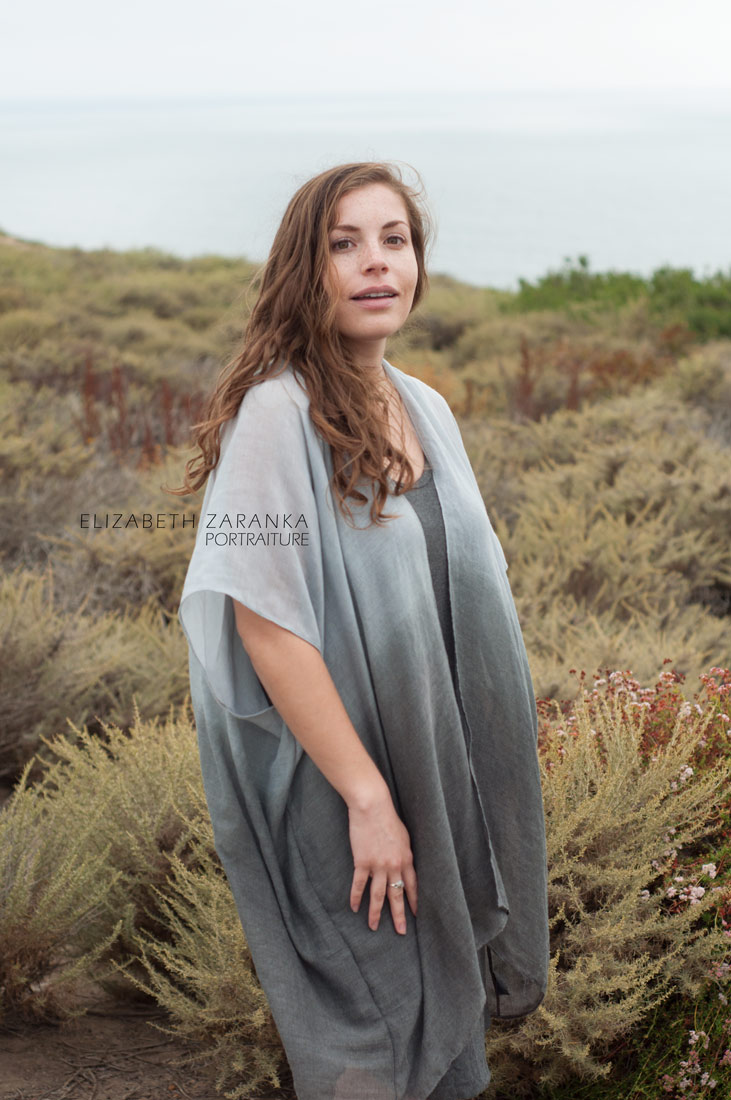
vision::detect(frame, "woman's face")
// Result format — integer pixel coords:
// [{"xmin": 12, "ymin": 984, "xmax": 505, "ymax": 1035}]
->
[{"xmin": 323, "ymin": 183, "xmax": 419, "ymax": 366}]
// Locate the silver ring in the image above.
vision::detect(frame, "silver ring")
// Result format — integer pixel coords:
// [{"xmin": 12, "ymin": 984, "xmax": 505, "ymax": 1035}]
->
[{"xmin": 389, "ymin": 879, "xmax": 405, "ymax": 890}]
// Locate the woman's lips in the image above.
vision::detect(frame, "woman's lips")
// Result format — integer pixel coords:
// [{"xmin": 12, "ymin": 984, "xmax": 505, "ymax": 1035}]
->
[
  {"xmin": 351, "ymin": 296, "xmax": 398, "ymax": 309},
  {"xmin": 350, "ymin": 291, "xmax": 399, "ymax": 310}
]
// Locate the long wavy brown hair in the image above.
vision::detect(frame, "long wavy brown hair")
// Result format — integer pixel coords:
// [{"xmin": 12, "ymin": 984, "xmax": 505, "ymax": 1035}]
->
[{"xmin": 169, "ymin": 161, "xmax": 432, "ymax": 525}]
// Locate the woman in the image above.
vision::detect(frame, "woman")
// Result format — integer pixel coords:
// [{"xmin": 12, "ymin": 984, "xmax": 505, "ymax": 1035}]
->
[{"xmin": 176, "ymin": 162, "xmax": 549, "ymax": 1100}]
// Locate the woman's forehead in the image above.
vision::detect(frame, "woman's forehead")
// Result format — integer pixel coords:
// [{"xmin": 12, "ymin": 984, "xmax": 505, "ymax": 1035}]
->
[{"xmin": 333, "ymin": 183, "xmax": 409, "ymax": 227}]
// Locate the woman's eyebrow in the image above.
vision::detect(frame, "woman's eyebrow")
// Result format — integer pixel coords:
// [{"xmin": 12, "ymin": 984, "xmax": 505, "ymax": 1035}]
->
[{"xmin": 331, "ymin": 220, "xmax": 409, "ymax": 232}]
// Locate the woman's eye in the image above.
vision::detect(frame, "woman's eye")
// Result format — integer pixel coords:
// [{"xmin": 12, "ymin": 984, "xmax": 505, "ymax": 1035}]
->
[{"xmin": 331, "ymin": 235, "xmax": 407, "ymax": 251}]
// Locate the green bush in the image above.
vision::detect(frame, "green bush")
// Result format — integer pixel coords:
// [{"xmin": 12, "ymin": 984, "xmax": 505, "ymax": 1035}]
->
[
  {"xmin": 506, "ymin": 255, "xmax": 648, "ymax": 314},
  {"xmin": 501, "ymin": 256, "xmax": 731, "ymax": 344}
]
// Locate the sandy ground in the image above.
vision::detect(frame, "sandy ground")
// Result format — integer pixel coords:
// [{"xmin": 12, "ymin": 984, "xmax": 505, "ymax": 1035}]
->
[
  {"xmin": 0, "ymin": 1003, "xmax": 295, "ymax": 1100},
  {"xmin": 0, "ymin": 1008, "xmax": 220, "ymax": 1100}
]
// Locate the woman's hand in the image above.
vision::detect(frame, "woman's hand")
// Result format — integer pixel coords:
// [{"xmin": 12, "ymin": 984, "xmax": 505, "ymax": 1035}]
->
[
  {"xmin": 348, "ymin": 789, "xmax": 418, "ymax": 935},
  {"xmin": 233, "ymin": 605, "xmax": 418, "ymax": 934}
]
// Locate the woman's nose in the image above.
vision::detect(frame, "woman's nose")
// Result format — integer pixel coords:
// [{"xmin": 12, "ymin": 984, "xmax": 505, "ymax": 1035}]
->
[{"xmin": 361, "ymin": 241, "xmax": 388, "ymax": 271}]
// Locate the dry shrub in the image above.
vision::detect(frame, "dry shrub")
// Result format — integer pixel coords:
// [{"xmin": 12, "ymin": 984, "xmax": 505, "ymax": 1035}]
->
[
  {"xmin": 90, "ymin": 600, "xmax": 189, "ymax": 731},
  {"xmin": 2, "ymin": 666, "xmax": 728, "ymax": 1093},
  {"xmin": 448, "ymin": 322, "xmax": 702, "ymax": 422},
  {"xmin": 451, "ymin": 306, "xmax": 581, "ymax": 370},
  {"xmin": 0, "ymin": 378, "xmax": 95, "ymax": 482},
  {"xmin": 524, "ymin": 601, "xmax": 729, "ymax": 703},
  {"xmin": 0, "ymin": 308, "xmax": 61, "ymax": 349},
  {"xmin": 0, "ymin": 379, "xmax": 133, "ymax": 566},
  {"xmin": 405, "ymin": 277, "xmax": 501, "ymax": 354},
  {"xmin": 0, "ymin": 702, "xmax": 209, "ymax": 1023},
  {"xmin": 395, "ymin": 348, "xmax": 464, "ymax": 408},
  {"xmin": 73, "ymin": 356, "xmax": 207, "ymax": 467},
  {"xmin": 0, "ymin": 567, "xmax": 117, "ymax": 777},
  {"xmin": 660, "ymin": 341, "xmax": 731, "ymax": 448},
  {"xmin": 0, "ymin": 762, "xmax": 122, "ymax": 1022},
  {"xmin": 0, "ymin": 568, "xmax": 188, "ymax": 778},
  {"xmin": 0, "ymin": 701, "xmax": 285, "ymax": 1093},
  {"xmin": 0, "ymin": 386, "xmax": 198, "ymax": 610},
  {"xmin": 483, "ymin": 675, "xmax": 731, "ymax": 1096},
  {"xmin": 35, "ymin": 704, "xmax": 207, "ymax": 960},
  {"xmin": 127, "ymin": 833, "xmax": 285, "ymax": 1100},
  {"xmin": 460, "ymin": 382, "xmax": 731, "ymax": 696},
  {"xmin": 504, "ymin": 335, "xmax": 672, "ymax": 420},
  {"xmin": 40, "ymin": 450, "xmax": 199, "ymax": 616}
]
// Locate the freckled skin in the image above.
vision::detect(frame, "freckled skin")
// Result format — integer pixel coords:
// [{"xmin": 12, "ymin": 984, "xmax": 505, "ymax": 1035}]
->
[{"xmin": 323, "ymin": 183, "xmax": 419, "ymax": 371}]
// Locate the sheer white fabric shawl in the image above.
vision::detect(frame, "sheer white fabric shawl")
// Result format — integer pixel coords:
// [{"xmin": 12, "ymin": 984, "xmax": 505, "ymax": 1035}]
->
[{"xmin": 179, "ymin": 359, "xmax": 549, "ymax": 1100}]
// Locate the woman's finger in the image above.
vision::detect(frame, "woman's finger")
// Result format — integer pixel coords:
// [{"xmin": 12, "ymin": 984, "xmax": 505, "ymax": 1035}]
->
[
  {"xmin": 350, "ymin": 867, "xmax": 371, "ymax": 913},
  {"xmin": 387, "ymin": 878, "xmax": 407, "ymax": 935},
  {"xmin": 367, "ymin": 871, "xmax": 388, "ymax": 930}
]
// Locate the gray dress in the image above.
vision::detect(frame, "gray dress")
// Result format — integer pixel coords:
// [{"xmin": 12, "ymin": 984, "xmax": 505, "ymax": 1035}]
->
[
  {"xmin": 180, "ymin": 360, "xmax": 549, "ymax": 1100},
  {"xmin": 401, "ymin": 463, "xmax": 491, "ymax": 1100}
]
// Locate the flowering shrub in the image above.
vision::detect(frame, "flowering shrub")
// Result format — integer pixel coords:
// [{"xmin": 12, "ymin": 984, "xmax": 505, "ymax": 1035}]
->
[
  {"xmin": 508, "ymin": 663, "xmax": 731, "ymax": 1099},
  {"xmin": 473, "ymin": 664, "xmax": 730, "ymax": 1097},
  {"xmin": 658, "ymin": 1015, "xmax": 731, "ymax": 1097},
  {"xmin": 538, "ymin": 662, "xmax": 730, "ymax": 929}
]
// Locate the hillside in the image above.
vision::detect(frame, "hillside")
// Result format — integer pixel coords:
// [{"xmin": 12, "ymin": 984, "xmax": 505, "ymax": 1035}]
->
[{"xmin": 1, "ymin": 231, "xmax": 729, "ymax": 777}]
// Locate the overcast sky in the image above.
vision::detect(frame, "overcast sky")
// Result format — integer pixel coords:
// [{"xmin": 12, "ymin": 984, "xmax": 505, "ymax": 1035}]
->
[{"xmin": 2, "ymin": 0, "xmax": 730, "ymax": 100}]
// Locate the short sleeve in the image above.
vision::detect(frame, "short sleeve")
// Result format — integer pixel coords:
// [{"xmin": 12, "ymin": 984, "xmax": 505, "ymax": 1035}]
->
[{"xmin": 178, "ymin": 375, "xmax": 324, "ymax": 723}]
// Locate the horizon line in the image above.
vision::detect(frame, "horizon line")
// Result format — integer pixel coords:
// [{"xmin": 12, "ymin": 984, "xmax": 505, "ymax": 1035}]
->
[{"xmin": 2, "ymin": 85, "xmax": 730, "ymax": 107}]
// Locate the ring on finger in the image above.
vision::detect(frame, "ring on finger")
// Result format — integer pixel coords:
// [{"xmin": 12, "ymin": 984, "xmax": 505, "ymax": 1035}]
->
[{"xmin": 389, "ymin": 879, "xmax": 405, "ymax": 890}]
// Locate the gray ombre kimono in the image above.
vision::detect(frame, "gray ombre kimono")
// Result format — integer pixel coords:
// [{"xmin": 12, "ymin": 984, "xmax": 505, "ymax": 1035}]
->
[{"xmin": 179, "ymin": 359, "xmax": 549, "ymax": 1100}]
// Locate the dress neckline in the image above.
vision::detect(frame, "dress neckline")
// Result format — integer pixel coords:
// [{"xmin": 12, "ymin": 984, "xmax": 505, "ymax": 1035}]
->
[
  {"xmin": 407, "ymin": 463, "xmax": 433, "ymax": 490},
  {"xmin": 390, "ymin": 460, "xmax": 433, "ymax": 493}
]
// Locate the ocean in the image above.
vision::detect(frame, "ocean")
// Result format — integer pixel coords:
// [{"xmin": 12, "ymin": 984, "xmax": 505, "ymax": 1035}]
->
[{"xmin": 1, "ymin": 88, "xmax": 729, "ymax": 289}]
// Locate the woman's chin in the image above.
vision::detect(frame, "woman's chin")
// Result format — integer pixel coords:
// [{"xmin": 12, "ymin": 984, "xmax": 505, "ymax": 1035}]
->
[{"xmin": 342, "ymin": 321, "xmax": 405, "ymax": 346}]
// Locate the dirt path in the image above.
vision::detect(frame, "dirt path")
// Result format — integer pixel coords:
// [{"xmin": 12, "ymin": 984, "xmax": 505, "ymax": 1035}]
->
[
  {"xmin": 0, "ymin": 1004, "xmax": 293, "ymax": 1100},
  {"xmin": 0, "ymin": 782, "xmax": 295, "ymax": 1100}
]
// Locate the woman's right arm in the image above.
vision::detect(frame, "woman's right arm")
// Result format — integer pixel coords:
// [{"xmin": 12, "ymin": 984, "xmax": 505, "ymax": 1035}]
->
[{"xmin": 233, "ymin": 600, "xmax": 418, "ymax": 936}]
